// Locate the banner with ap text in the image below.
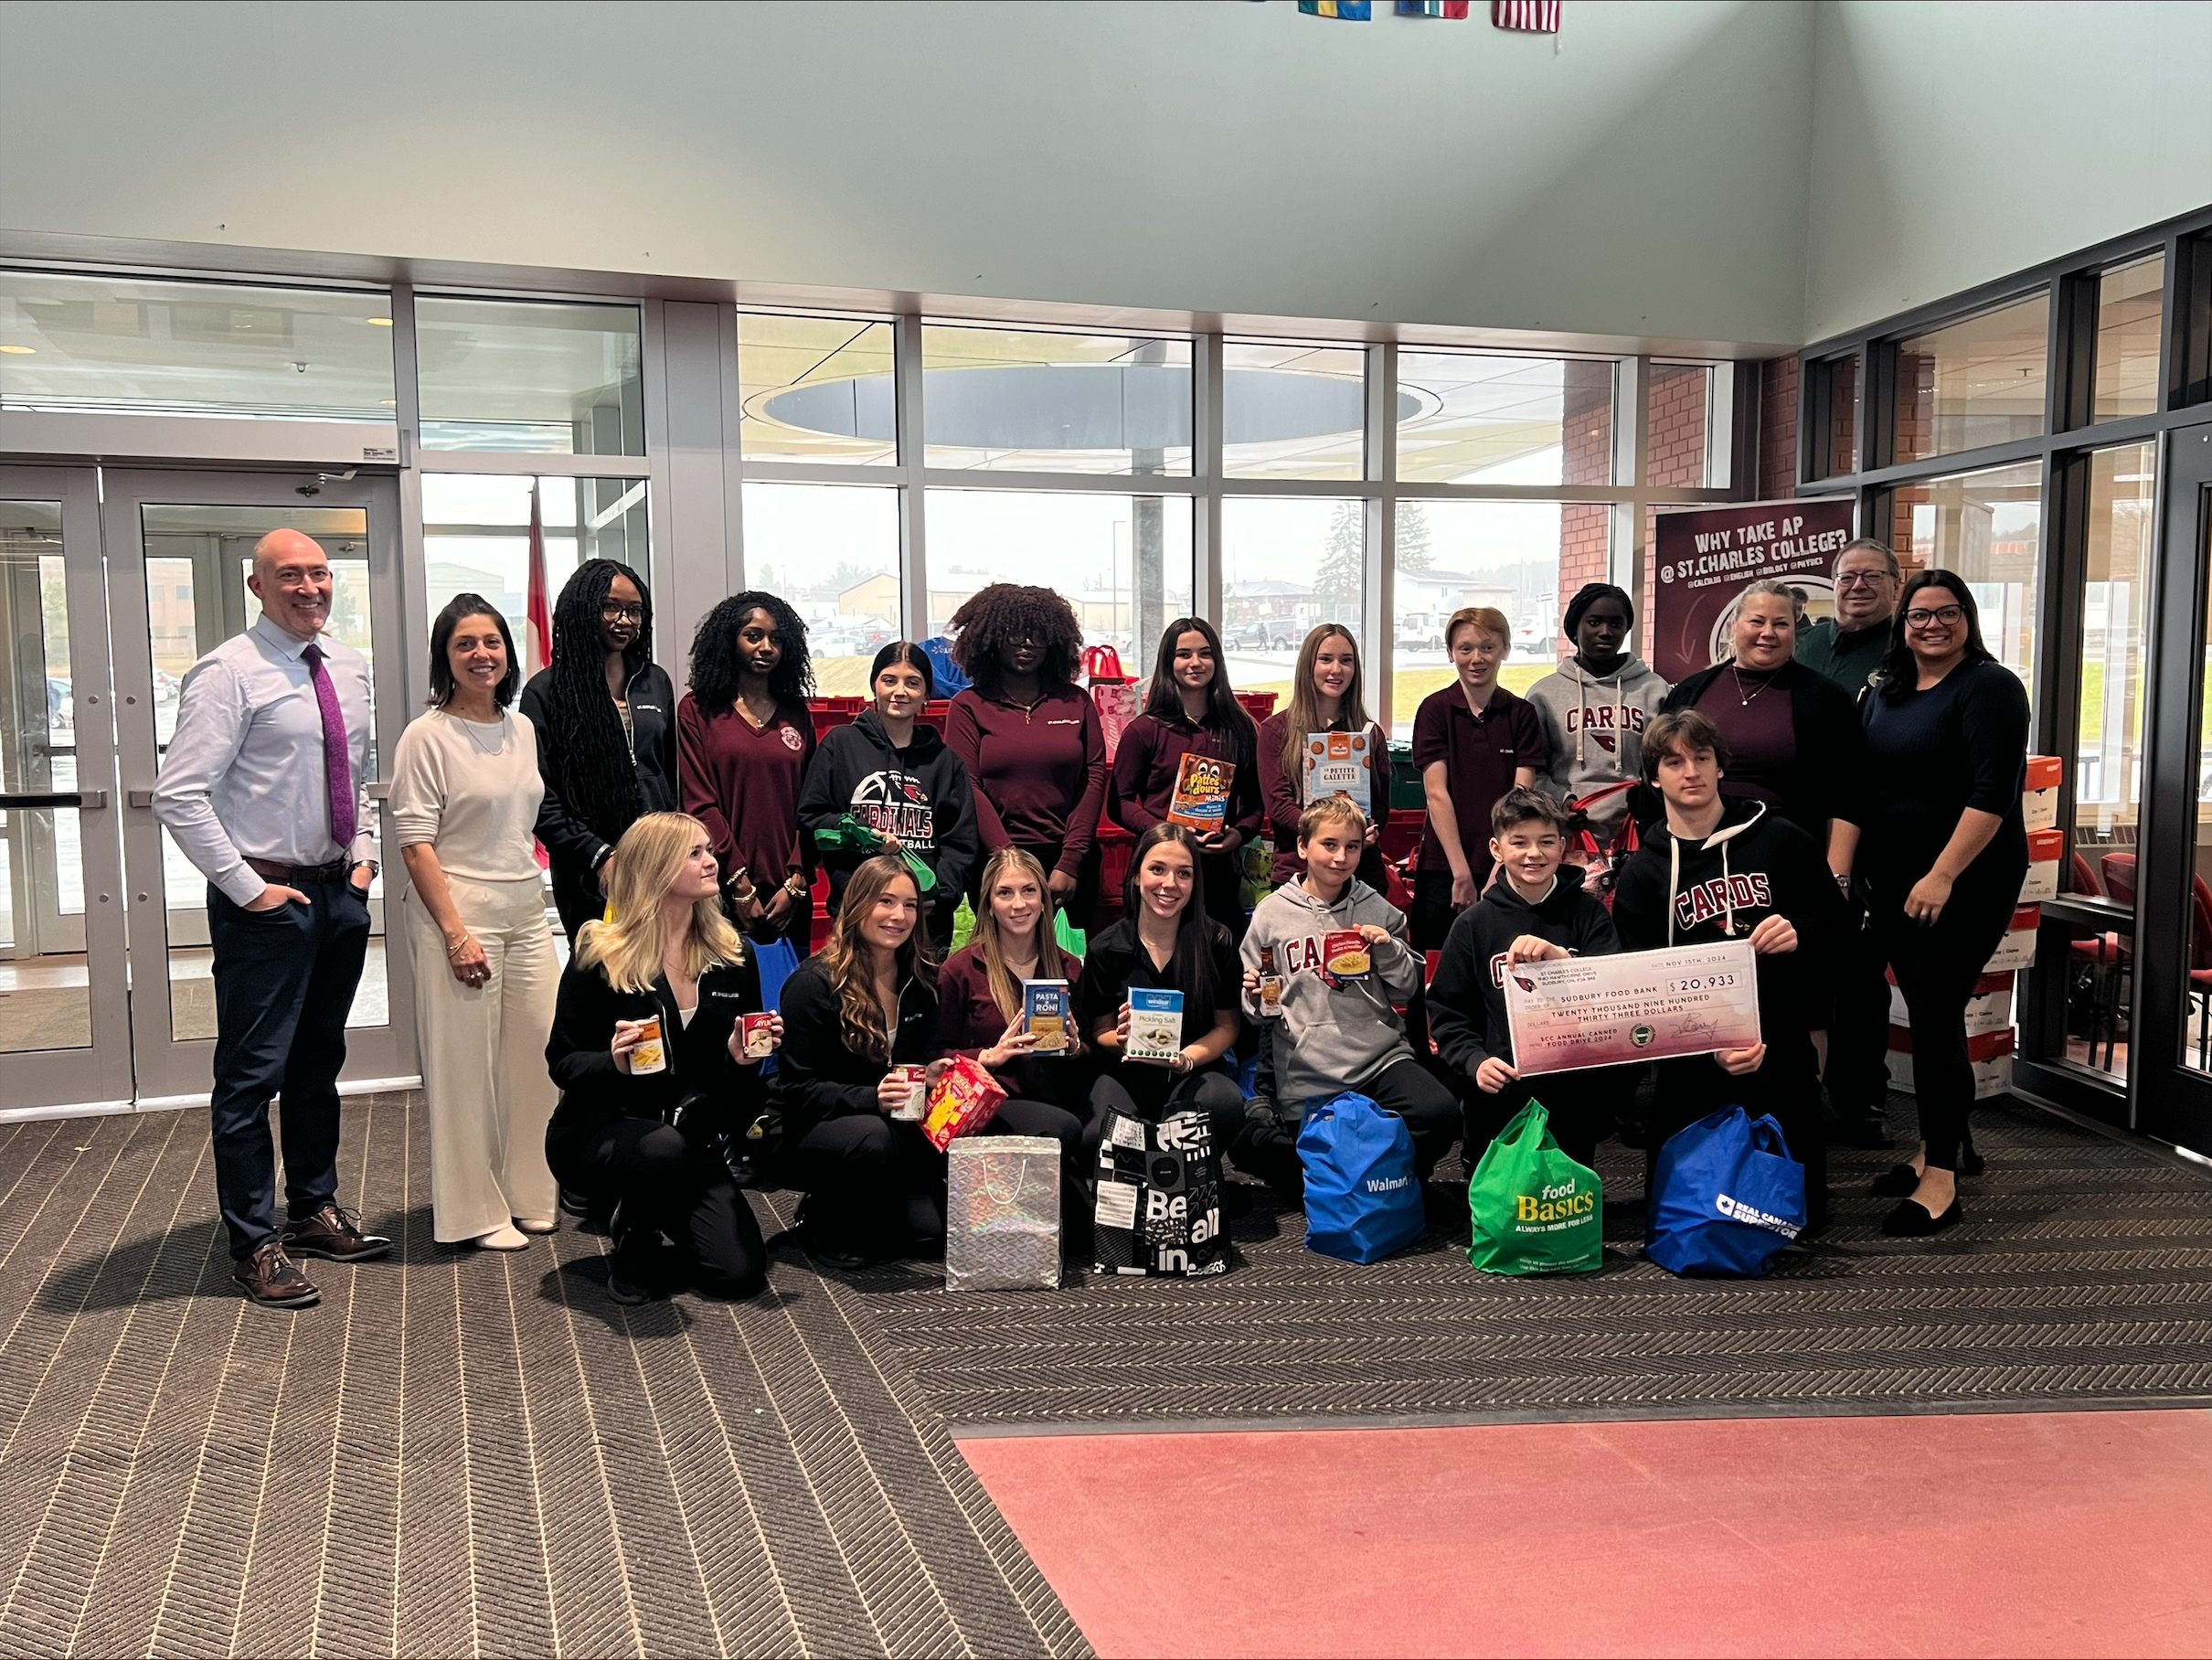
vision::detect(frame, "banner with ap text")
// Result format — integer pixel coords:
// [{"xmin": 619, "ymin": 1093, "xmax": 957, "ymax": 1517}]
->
[{"xmin": 1648, "ymin": 499, "xmax": 1856, "ymax": 683}]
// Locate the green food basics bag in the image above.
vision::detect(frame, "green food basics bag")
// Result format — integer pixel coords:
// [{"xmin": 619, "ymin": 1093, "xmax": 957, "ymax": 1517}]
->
[
  {"xmin": 814, "ymin": 814, "xmax": 936, "ymax": 894},
  {"xmin": 1466, "ymin": 1099, "xmax": 1603, "ymax": 1274}
]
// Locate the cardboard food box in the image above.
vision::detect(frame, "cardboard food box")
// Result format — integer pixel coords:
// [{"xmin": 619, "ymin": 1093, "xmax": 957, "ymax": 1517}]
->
[
  {"xmin": 1165, "ymin": 751, "xmax": 1234, "ymax": 833},
  {"xmin": 1125, "ymin": 987, "xmax": 1186, "ymax": 1063},
  {"xmin": 2022, "ymin": 754, "xmax": 2062, "ymax": 832},
  {"xmin": 1887, "ymin": 1023, "xmax": 2014, "ymax": 1101},
  {"xmin": 1321, "ymin": 928, "xmax": 1372, "ymax": 984},
  {"xmin": 1022, "ymin": 979, "xmax": 1069, "ymax": 1054},
  {"xmin": 1889, "ymin": 969, "xmax": 2015, "ymax": 1037},
  {"xmin": 1303, "ymin": 730, "xmax": 1373, "ymax": 816},
  {"xmin": 920, "ymin": 1053, "xmax": 1008, "ymax": 1151},
  {"xmin": 1985, "ymin": 904, "xmax": 2040, "ymax": 974}
]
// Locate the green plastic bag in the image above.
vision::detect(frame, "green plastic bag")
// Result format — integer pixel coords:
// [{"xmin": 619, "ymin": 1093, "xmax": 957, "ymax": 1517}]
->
[
  {"xmin": 1053, "ymin": 909, "xmax": 1085, "ymax": 960},
  {"xmin": 950, "ymin": 896, "xmax": 977, "ymax": 951},
  {"xmin": 814, "ymin": 814, "xmax": 936, "ymax": 894},
  {"xmin": 1466, "ymin": 1099, "xmax": 1603, "ymax": 1275}
]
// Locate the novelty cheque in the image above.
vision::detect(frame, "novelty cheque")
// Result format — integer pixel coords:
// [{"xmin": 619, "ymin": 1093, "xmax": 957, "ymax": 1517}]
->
[{"xmin": 1501, "ymin": 939, "xmax": 1760, "ymax": 1074}]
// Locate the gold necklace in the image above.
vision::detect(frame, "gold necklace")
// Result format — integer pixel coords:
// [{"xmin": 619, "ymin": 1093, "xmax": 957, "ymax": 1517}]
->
[{"xmin": 1731, "ymin": 665, "xmax": 1772, "ymax": 707}]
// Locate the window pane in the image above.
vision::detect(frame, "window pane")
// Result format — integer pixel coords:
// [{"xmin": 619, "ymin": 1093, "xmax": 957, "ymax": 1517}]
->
[
  {"xmin": 415, "ymin": 297, "xmax": 643, "ymax": 454},
  {"xmin": 924, "ymin": 491, "xmax": 1191, "ymax": 681},
  {"xmin": 0, "ymin": 271, "xmax": 394, "ymax": 420},
  {"xmin": 420, "ymin": 474, "xmax": 649, "ymax": 644},
  {"xmin": 1813, "ymin": 352, "xmax": 1859, "ymax": 478},
  {"xmin": 2093, "ymin": 254, "xmax": 2164, "ymax": 424},
  {"xmin": 1645, "ymin": 363, "xmax": 1713, "ymax": 488},
  {"xmin": 739, "ymin": 313, "xmax": 897, "ymax": 465},
  {"xmin": 740, "ymin": 482, "xmax": 899, "ymax": 695},
  {"xmin": 2071, "ymin": 444, "xmax": 2154, "ymax": 877},
  {"xmin": 1890, "ymin": 458, "xmax": 2042, "ymax": 703},
  {"xmin": 1222, "ymin": 497, "xmax": 1363, "ymax": 712},
  {"xmin": 1393, "ymin": 499, "xmax": 1560, "ymax": 731},
  {"xmin": 1224, "ymin": 341, "xmax": 1367, "ymax": 481},
  {"xmin": 1893, "ymin": 292, "xmax": 2048, "ymax": 463},
  {"xmin": 920, "ymin": 325, "xmax": 1190, "ymax": 475},
  {"xmin": 1396, "ymin": 353, "xmax": 1613, "ymax": 487}
]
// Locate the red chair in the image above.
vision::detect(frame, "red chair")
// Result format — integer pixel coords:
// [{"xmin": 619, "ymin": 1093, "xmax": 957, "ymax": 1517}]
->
[
  {"xmin": 2063, "ymin": 852, "xmax": 2139, "ymax": 1072},
  {"xmin": 2188, "ymin": 878, "xmax": 2212, "ymax": 1070},
  {"xmin": 2101, "ymin": 851, "xmax": 2137, "ymax": 907},
  {"xmin": 2066, "ymin": 851, "xmax": 2100, "ymax": 897}
]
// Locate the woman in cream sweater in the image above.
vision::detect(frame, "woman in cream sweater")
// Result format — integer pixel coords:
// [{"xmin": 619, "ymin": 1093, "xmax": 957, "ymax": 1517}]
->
[{"xmin": 389, "ymin": 593, "xmax": 560, "ymax": 1249}]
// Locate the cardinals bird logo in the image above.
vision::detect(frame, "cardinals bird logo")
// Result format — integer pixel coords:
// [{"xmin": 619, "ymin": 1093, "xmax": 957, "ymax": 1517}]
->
[{"xmin": 1513, "ymin": 974, "xmax": 1537, "ymax": 995}]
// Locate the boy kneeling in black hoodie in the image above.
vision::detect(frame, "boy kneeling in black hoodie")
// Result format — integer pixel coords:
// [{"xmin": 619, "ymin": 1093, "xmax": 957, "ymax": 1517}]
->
[
  {"xmin": 1429, "ymin": 787, "xmax": 1624, "ymax": 1170},
  {"xmin": 1611, "ymin": 709, "xmax": 1836, "ymax": 1230}
]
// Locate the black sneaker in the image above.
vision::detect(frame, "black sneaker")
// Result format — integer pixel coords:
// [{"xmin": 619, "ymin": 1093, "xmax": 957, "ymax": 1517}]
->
[{"xmin": 233, "ymin": 1242, "xmax": 321, "ymax": 1310}]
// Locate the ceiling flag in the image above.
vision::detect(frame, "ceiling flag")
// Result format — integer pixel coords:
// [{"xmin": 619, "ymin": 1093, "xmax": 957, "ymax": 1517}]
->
[
  {"xmin": 526, "ymin": 479, "xmax": 552, "ymax": 676},
  {"xmin": 1298, "ymin": 0, "xmax": 1372, "ymax": 16},
  {"xmin": 1492, "ymin": 0, "xmax": 1560, "ymax": 30},
  {"xmin": 1398, "ymin": 2, "xmax": 1470, "ymax": 15}
]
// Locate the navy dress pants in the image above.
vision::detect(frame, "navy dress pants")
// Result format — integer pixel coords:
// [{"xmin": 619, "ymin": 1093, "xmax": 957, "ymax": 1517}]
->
[{"xmin": 205, "ymin": 875, "xmax": 370, "ymax": 1258}]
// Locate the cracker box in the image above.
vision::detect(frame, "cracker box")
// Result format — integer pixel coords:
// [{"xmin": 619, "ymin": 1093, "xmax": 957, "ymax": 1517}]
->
[
  {"xmin": 1165, "ymin": 751, "xmax": 1234, "ymax": 833},
  {"xmin": 1125, "ymin": 987, "xmax": 1186, "ymax": 1063},
  {"xmin": 920, "ymin": 1053, "xmax": 1007, "ymax": 1151},
  {"xmin": 1303, "ymin": 730, "xmax": 1372, "ymax": 816},
  {"xmin": 1022, "ymin": 979, "xmax": 1069, "ymax": 1054}
]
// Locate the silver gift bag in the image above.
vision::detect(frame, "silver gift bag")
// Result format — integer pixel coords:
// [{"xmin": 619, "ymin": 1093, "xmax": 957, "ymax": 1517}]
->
[{"xmin": 945, "ymin": 1135, "xmax": 1061, "ymax": 1292}]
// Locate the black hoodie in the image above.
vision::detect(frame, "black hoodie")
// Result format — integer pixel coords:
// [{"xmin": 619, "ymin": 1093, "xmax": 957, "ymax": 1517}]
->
[
  {"xmin": 797, "ymin": 709, "xmax": 979, "ymax": 915},
  {"xmin": 1429, "ymin": 864, "xmax": 1621, "ymax": 1080},
  {"xmin": 1611, "ymin": 795, "xmax": 1841, "ymax": 1035}
]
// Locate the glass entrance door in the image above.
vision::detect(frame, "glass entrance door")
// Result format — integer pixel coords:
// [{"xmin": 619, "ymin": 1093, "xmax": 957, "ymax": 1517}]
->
[
  {"xmin": 0, "ymin": 466, "xmax": 132, "ymax": 1112},
  {"xmin": 101, "ymin": 470, "xmax": 416, "ymax": 1104},
  {"xmin": 2136, "ymin": 421, "xmax": 2212, "ymax": 1156}
]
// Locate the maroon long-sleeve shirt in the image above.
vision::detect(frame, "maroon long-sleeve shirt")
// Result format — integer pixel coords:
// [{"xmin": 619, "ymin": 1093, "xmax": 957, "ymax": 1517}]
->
[
  {"xmin": 1256, "ymin": 709, "xmax": 1387, "ymax": 885},
  {"xmin": 676, "ymin": 692, "xmax": 817, "ymax": 887},
  {"xmin": 944, "ymin": 685, "xmax": 1107, "ymax": 877},
  {"xmin": 1109, "ymin": 708, "xmax": 1262, "ymax": 846}
]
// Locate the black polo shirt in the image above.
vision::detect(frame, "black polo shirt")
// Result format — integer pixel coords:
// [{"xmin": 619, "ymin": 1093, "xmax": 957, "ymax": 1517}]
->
[
  {"xmin": 1077, "ymin": 915, "xmax": 1241, "ymax": 1116},
  {"xmin": 1410, "ymin": 683, "xmax": 1547, "ymax": 876}
]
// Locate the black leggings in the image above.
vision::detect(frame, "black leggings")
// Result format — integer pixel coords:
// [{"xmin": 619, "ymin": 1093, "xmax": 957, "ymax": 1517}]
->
[
  {"xmin": 550, "ymin": 1119, "xmax": 767, "ymax": 1297},
  {"xmin": 1877, "ymin": 878, "xmax": 2018, "ymax": 1172}
]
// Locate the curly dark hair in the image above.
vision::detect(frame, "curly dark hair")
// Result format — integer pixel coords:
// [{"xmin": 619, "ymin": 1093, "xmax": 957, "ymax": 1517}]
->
[
  {"xmin": 947, "ymin": 583, "xmax": 1084, "ymax": 694},
  {"xmin": 538, "ymin": 559, "xmax": 653, "ymax": 846},
  {"xmin": 688, "ymin": 591, "xmax": 814, "ymax": 708}
]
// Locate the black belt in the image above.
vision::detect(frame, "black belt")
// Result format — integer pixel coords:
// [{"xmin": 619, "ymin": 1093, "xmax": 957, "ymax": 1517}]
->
[{"xmin": 244, "ymin": 856, "xmax": 352, "ymax": 885}]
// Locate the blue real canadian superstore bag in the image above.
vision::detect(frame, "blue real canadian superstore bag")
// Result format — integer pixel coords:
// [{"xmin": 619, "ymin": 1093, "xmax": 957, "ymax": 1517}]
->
[
  {"xmin": 1646, "ymin": 1106, "xmax": 1806, "ymax": 1277},
  {"xmin": 1298, "ymin": 1091, "xmax": 1424, "ymax": 1263}
]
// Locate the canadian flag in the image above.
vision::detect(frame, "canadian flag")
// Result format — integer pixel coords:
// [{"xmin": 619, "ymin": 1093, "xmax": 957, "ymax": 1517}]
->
[
  {"xmin": 525, "ymin": 479, "xmax": 552, "ymax": 676},
  {"xmin": 1492, "ymin": 0, "xmax": 1560, "ymax": 30}
]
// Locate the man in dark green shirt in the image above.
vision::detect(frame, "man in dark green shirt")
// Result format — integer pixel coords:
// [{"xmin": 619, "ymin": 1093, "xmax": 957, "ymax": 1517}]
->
[
  {"xmin": 1799, "ymin": 537, "xmax": 1904, "ymax": 1149},
  {"xmin": 1798, "ymin": 537, "xmax": 1901, "ymax": 696}
]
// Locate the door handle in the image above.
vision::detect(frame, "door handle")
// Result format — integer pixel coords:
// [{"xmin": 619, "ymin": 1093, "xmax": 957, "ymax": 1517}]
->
[
  {"xmin": 128, "ymin": 790, "xmax": 156, "ymax": 809},
  {"xmin": 0, "ymin": 790, "xmax": 105, "ymax": 809}
]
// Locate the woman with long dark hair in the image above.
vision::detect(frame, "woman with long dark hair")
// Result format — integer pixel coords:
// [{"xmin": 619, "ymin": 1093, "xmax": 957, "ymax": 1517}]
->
[
  {"xmin": 390, "ymin": 594, "xmax": 558, "ymax": 1250},
  {"xmin": 1111, "ymin": 617, "xmax": 1261, "ymax": 939},
  {"xmin": 798, "ymin": 641, "xmax": 977, "ymax": 952},
  {"xmin": 544, "ymin": 812, "xmax": 778, "ymax": 1304},
  {"xmin": 1855, "ymin": 569, "xmax": 2029, "ymax": 1236},
  {"xmin": 518, "ymin": 559, "xmax": 678, "ymax": 941},
  {"xmin": 678, "ymin": 591, "xmax": 817, "ymax": 946},
  {"xmin": 1256, "ymin": 622, "xmax": 1388, "ymax": 890},
  {"xmin": 944, "ymin": 582, "xmax": 1108, "ymax": 927}
]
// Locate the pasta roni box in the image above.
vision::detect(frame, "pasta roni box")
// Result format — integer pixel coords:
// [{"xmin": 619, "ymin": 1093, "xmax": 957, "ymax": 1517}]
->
[
  {"xmin": 1022, "ymin": 979, "xmax": 1070, "ymax": 1054},
  {"xmin": 1165, "ymin": 751, "xmax": 1234, "ymax": 833},
  {"xmin": 1125, "ymin": 987, "xmax": 1186, "ymax": 1063},
  {"xmin": 1303, "ymin": 729, "xmax": 1372, "ymax": 816}
]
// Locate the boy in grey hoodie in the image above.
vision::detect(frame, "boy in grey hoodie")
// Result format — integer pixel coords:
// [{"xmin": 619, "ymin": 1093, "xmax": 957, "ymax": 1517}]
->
[
  {"xmin": 1524, "ymin": 583, "xmax": 1670, "ymax": 840},
  {"xmin": 1239, "ymin": 797, "xmax": 1460, "ymax": 1183}
]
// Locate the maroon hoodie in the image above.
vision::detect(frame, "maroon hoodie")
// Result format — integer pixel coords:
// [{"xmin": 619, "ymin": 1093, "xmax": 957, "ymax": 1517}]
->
[
  {"xmin": 945, "ymin": 685, "xmax": 1107, "ymax": 877},
  {"xmin": 1110, "ymin": 708, "xmax": 1262, "ymax": 844}
]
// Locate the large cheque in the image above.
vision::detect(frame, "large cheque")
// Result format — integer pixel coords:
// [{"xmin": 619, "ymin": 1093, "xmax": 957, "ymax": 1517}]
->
[{"xmin": 1502, "ymin": 940, "xmax": 1760, "ymax": 1075}]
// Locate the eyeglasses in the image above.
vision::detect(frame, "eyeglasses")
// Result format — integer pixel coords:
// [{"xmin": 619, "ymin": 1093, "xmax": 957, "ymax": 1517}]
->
[
  {"xmin": 600, "ymin": 602, "xmax": 644, "ymax": 622},
  {"xmin": 1835, "ymin": 571, "xmax": 1893, "ymax": 588},
  {"xmin": 1904, "ymin": 605, "xmax": 1965, "ymax": 627}
]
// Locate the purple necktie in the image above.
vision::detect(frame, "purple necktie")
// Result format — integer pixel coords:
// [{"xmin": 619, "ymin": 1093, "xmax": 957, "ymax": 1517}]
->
[{"xmin": 300, "ymin": 643, "xmax": 356, "ymax": 851}]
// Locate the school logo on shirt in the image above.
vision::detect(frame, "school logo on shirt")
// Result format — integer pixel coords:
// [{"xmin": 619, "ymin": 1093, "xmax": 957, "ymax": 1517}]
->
[
  {"xmin": 1563, "ymin": 703, "xmax": 1645, "ymax": 754},
  {"xmin": 1672, "ymin": 872, "xmax": 1773, "ymax": 933},
  {"xmin": 779, "ymin": 723, "xmax": 803, "ymax": 751},
  {"xmin": 850, "ymin": 770, "xmax": 936, "ymax": 848}
]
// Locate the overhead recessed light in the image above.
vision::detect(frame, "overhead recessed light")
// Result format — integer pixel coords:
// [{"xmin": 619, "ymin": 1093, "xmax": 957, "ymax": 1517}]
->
[
  {"xmin": 0, "ymin": 344, "xmax": 34, "ymax": 355},
  {"xmin": 365, "ymin": 317, "xmax": 394, "ymax": 326}
]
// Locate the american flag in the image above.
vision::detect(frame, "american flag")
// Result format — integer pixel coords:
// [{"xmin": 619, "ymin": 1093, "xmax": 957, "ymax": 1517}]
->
[{"xmin": 1492, "ymin": 0, "xmax": 1560, "ymax": 30}]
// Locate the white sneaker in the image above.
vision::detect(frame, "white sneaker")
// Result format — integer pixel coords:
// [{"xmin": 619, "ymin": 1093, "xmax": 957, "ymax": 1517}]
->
[{"xmin": 475, "ymin": 1223, "xmax": 530, "ymax": 1250}]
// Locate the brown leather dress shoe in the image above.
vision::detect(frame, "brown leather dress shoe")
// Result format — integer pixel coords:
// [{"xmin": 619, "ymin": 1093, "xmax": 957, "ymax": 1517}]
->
[
  {"xmin": 234, "ymin": 1242, "xmax": 321, "ymax": 1310},
  {"xmin": 282, "ymin": 1203, "xmax": 393, "ymax": 1262}
]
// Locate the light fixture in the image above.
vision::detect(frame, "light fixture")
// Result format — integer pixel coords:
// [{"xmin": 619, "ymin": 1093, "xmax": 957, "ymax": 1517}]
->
[
  {"xmin": 378, "ymin": 399, "xmax": 396, "ymax": 408},
  {"xmin": 0, "ymin": 344, "xmax": 33, "ymax": 355},
  {"xmin": 365, "ymin": 317, "xmax": 393, "ymax": 326}
]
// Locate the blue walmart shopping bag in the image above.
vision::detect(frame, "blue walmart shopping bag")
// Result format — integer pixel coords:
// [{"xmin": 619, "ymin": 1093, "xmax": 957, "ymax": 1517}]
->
[
  {"xmin": 1646, "ymin": 1106, "xmax": 1806, "ymax": 1277},
  {"xmin": 752, "ymin": 936, "xmax": 802, "ymax": 1079},
  {"xmin": 1298, "ymin": 1091, "xmax": 1424, "ymax": 1263}
]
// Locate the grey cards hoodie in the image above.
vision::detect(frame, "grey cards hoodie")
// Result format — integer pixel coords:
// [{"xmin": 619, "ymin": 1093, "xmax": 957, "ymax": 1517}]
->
[
  {"xmin": 1524, "ymin": 655, "xmax": 1670, "ymax": 832},
  {"xmin": 1240, "ymin": 877, "xmax": 1423, "ymax": 1110}
]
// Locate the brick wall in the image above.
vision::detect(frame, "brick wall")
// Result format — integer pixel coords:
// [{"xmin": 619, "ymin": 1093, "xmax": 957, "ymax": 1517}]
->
[
  {"xmin": 1645, "ymin": 364, "xmax": 1709, "ymax": 489},
  {"xmin": 1758, "ymin": 356, "xmax": 1797, "ymax": 501}
]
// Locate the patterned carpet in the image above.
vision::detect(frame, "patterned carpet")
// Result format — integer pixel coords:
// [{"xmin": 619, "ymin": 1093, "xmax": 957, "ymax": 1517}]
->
[
  {"xmin": 851, "ymin": 1096, "xmax": 2212, "ymax": 1432},
  {"xmin": 0, "ymin": 1095, "xmax": 1084, "ymax": 1660}
]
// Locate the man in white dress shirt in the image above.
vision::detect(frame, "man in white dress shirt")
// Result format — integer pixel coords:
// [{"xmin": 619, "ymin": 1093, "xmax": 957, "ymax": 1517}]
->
[{"xmin": 154, "ymin": 528, "xmax": 391, "ymax": 1309}]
